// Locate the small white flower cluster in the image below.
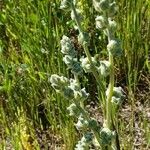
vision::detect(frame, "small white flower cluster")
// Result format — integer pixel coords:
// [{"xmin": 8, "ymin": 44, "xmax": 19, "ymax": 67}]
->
[
  {"xmin": 100, "ymin": 127, "xmax": 115, "ymax": 145},
  {"xmin": 94, "ymin": 0, "xmax": 122, "ymax": 56},
  {"xmin": 107, "ymin": 38, "xmax": 122, "ymax": 56},
  {"xmin": 67, "ymin": 103, "xmax": 79, "ymax": 116},
  {"xmin": 106, "ymin": 86, "xmax": 125, "ymax": 106},
  {"xmin": 60, "ymin": 0, "xmax": 73, "ymax": 10},
  {"xmin": 75, "ymin": 132, "xmax": 93, "ymax": 150},
  {"xmin": 50, "ymin": 74, "xmax": 74, "ymax": 99},
  {"xmin": 80, "ymin": 56, "xmax": 97, "ymax": 73},
  {"xmin": 50, "ymin": 74, "xmax": 89, "ymax": 100},
  {"xmin": 80, "ymin": 56, "xmax": 110, "ymax": 77},
  {"xmin": 93, "ymin": 0, "xmax": 118, "ymax": 16},
  {"xmin": 61, "ymin": 35, "xmax": 83, "ymax": 75},
  {"xmin": 75, "ymin": 114, "xmax": 89, "ymax": 130}
]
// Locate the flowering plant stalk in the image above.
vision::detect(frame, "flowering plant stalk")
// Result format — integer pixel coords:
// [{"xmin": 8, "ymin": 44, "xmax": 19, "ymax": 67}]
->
[{"xmin": 50, "ymin": 0, "xmax": 125, "ymax": 149}]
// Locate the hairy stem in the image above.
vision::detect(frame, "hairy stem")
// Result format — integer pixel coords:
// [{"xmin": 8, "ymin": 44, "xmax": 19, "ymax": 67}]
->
[
  {"xmin": 73, "ymin": 98, "xmax": 102, "ymax": 147},
  {"xmin": 106, "ymin": 52, "xmax": 114, "ymax": 129},
  {"xmin": 70, "ymin": 2, "xmax": 104, "ymax": 89}
]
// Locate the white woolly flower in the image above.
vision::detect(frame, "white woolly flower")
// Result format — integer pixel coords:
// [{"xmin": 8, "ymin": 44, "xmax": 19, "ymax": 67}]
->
[
  {"xmin": 80, "ymin": 57, "xmax": 97, "ymax": 73},
  {"xmin": 108, "ymin": 1, "xmax": 118, "ymax": 17},
  {"xmin": 95, "ymin": 15, "xmax": 108, "ymax": 29},
  {"xmin": 93, "ymin": 0, "xmax": 109, "ymax": 13},
  {"xmin": 108, "ymin": 18, "xmax": 117, "ymax": 32},
  {"xmin": 63, "ymin": 55, "xmax": 74, "ymax": 67},
  {"xmin": 75, "ymin": 115, "xmax": 88, "ymax": 130},
  {"xmin": 75, "ymin": 132, "xmax": 93, "ymax": 150},
  {"xmin": 67, "ymin": 103, "xmax": 80, "ymax": 116},
  {"xmin": 50, "ymin": 74, "xmax": 69, "ymax": 91},
  {"xmin": 61, "ymin": 35, "xmax": 76, "ymax": 57},
  {"xmin": 98, "ymin": 60, "xmax": 110, "ymax": 77},
  {"xmin": 100, "ymin": 127, "xmax": 114, "ymax": 145},
  {"xmin": 69, "ymin": 79, "xmax": 80, "ymax": 91},
  {"xmin": 73, "ymin": 88, "xmax": 89, "ymax": 100},
  {"xmin": 106, "ymin": 86, "xmax": 125, "ymax": 106},
  {"xmin": 60, "ymin": 0, "xmax": 72, "ymax": 10},
  {"xmin": 107, "ymin": 39, "xmax": 122, "ymax": 56}
]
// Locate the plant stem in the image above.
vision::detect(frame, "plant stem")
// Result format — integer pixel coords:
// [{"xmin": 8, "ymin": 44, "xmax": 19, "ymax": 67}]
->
[
  {"xmin": 74, "ymin": 74, "xmax": 84, "ymax": 108},
  {"xmin": 73, "ymin": 99, "xmax": 102, "ymax": 147},
  {"xmin": 106, "ymin": 29, "xmax": 115, "ymax": 129},
  {"xmin": 70, "ymin": 2, "xmax": 105, "ymax": 92}
]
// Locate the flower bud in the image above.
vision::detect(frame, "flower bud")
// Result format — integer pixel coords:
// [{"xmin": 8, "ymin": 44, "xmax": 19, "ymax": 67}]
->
[
  {"xmin": 63, "ymin": 87, "xmax": 74, "ymax": 99},
  {"xmin": 75, "ymin": 132, "xmax": 93, "ymax": 150},
  {"xmin": 108, "ymin": 18, "xmax": 117, "ymax": 32},
  {"xmin": 69, "ymin": 79, "xmax": 80, "ymax": 91},
  {"xmin": 107, "ymin": 39, "xmax": 122, "ymax": 56},
  {"xmin": 61, "ymin": 35, "xmax": 76, "ymax": 57},
  {"xmin": 80, "ymin": 57, "xmax": 91, "ymax": 73},
  {"xmin": 67, "ymin": 103, "xmax": 80, "ymax": 116},
  {"xmin": 74, "ymin": 88, "xmax": 89, "ymax": 100},
  {"xmin": 71, "ymin": 61, "xmax": 83, "ymax": 75},
  {"xmin": 106, "ymin": 86, "xmax": 125, "ymax": 106},
  {"xmin": 83, "ymin": 132, "xmax": 93, "ymax": 143},
  {"xmin": 60, "ymin": 0, "xmax": 71, "ymax": 10},
  {"xmin": 75, "ymin": 115, "xmax": 88, "ymax": 130},
  {"xmin": 63, "ymin": 55, "xmax": 74, "ymax": 67},
  {"xmin": 113, "ymin": 86, "xmax": 124, "ymax": 98},
  {"xmin": 111, "ymin": 87, "xmax": 125, "ymax": 105},
  {"xmin": 80, "ymin": 57, "xmax": 97, "ymax": 73},
  {"xmin": 108, "ymin": 1, "xmax": 118, "ymax": 17},
  {"xmin": 100, "ymin": 128, "xmax": 114, "ymax": 145},
  {"xmin": 50, "ymin": 74, "xmax": 69, "ymax": 91},
  {"xmin": 95, "ymin": 15, "xmax": 108, "ymax": 29},
  {"xmin": 98, "ymin": 60, "xmax": 110, "ymax": 77},
  {"xmin": 99, "ymin": 0, "xmax": 109, "ymax": 11}
]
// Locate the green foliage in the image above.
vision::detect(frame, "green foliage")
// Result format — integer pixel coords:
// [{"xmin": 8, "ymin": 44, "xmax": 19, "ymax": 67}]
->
[{"xmin": 0, "ymin": 0, "xmax": 149, "ymax": 149}]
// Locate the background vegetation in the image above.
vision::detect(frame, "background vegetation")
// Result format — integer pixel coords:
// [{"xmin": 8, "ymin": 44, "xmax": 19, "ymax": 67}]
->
[{"xmin": 0, "ymin": 0, "xmax": 149, "ymax": 149}]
